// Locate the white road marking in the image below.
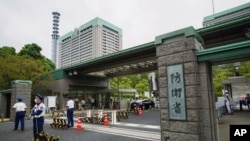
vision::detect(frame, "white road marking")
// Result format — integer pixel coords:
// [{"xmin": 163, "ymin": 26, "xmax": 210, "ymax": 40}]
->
[{"xmin": 45, "ymin": 119, "xmax": 161, "ymax": 141}]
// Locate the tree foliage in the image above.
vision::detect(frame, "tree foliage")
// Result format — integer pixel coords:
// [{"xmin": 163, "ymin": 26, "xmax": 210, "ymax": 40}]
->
[
  {"xmin": 239, "ymin": 61, "xmax": 250, "ymax": 77},
  {"xmin": 0, "ymin": 46, "xmax": 16, "ymax": 57},
  {"xmin": 212, "ymin": 61, "xmax": 250, "ymax": 97},
  {"xmin": 0, "ymin": 44, "xmax": 55, "ymax": 96},
  {"xmin": 110, "ymin": 73, "xmax": 150, "ymax": 97},
  {"xmin": 212, "ymin": 66, "xmax": 234, "ymax": 97},
  {"xmin": 18, "ymin": 43, "xmax": 43, "ymax": 59}
]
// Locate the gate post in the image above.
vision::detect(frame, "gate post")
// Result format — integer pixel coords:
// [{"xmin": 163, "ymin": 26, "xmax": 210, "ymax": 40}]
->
[
  {"xmin": 10, "ymin": 80, "xmax": 32, "ymax": 121},
  {"xmin": 155, "ymin": 27, "xmax": 217, "ymax": 141}
]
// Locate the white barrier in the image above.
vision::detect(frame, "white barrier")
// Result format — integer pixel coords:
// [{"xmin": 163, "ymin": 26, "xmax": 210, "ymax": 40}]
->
[
  {"xmin": 86, "ymin": 110, "xmax": 91, "ymax": 117},
  {"xmin": 111, "ymin": 110, "xmax": 117, "ymax": 124},
  {"xmin": 98, "ymin": 110, "xmax": 103, "ymax": 118}
]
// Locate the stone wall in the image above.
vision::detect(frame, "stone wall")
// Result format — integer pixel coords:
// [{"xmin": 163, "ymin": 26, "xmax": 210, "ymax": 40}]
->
[
  {"xmin": 10, "ymin": 80, "xmax": 32, "ymax": 121},
  {"xmin": 157, "ymin": 37, "xmax": 217, "ymax": 141}
]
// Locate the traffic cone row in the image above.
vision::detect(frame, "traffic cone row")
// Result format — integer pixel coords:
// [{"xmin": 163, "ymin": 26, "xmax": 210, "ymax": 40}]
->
[{"xmin": 76, "ymin": 115, "xmax": 83, "ymax": 130}]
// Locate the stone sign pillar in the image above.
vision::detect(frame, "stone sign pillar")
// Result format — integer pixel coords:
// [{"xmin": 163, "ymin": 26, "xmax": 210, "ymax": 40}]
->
[
  {"xmin": 10, "ymin": 80, "xmax": 32, "ymax": 121},
  {"xmin": 156, "ymin": 27, "xmax": 217, "ymax": 141}
]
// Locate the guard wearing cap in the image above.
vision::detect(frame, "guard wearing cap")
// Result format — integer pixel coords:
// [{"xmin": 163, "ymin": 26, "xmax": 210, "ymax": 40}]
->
[
  {"xmin": 12, "ymin": 96, "xmax": 27, "ymax": 131},
  {"xmin": 66, "ymin": 96, "xmax": 74, "ymax": 127},
  {"xmin": 30, "ymin": 93, "xmax": 46, "ymax": 139}
]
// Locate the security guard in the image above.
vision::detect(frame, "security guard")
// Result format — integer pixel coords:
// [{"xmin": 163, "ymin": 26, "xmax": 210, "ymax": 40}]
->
[
  {"xmin": 66, "ymin": 96, "xmax": 74, "ymax": 127},
  {"xmin": 12, "ymin": 96, "xmax": 27, "ymax": 131},
  {"xmin": 30, "ymin": 93, "xmax": 46, "ymax": 139}
]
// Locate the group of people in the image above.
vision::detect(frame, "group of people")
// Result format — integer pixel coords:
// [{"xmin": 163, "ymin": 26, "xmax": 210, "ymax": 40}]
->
[
  {"xmin": 12, "ymin": 94, "xmax": 77, "ymax": 140},
  {"xmin": 12, "ymin": 93, "xmax": 46, "ymax": 139},
  {"xmin": 223, "ymin": 90, "xmax": 250, "ymax": 113},
  {"xmin": 239, "ymin": 93, "xmax": 250, "ymax": 111}
]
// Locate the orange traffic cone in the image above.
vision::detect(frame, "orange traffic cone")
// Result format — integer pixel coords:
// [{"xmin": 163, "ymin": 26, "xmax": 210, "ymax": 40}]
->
[
  {"xmin": 103, "ymin": 114, "xmax": 109, "ymax": 126},
  {"xmin": 76, "ymin": 116, "xmax": 83, "ymax": 130},
  {"xmin": 138, "ymin": 107, "xmax": 143, "ymax": 116}
]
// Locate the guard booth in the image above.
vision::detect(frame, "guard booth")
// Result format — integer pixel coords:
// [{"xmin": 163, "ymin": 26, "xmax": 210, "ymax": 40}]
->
[
  {"xmin": 0, "ymin": 80, "xmax": 32, "ymax": 121},
  {"xmin": 0, "ymin": 89, "xmax": 12, "ymax": 119}
]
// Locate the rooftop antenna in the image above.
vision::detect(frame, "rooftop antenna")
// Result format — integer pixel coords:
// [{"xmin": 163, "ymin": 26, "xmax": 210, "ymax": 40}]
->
[{"xmin": 212, "ymin": 0, "xmax": 215, "ymax": 14}]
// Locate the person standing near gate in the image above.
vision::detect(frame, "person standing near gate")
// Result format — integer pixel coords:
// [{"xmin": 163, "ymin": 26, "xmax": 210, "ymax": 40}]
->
[
  {"xmin": 30, "ymin": 93, "xmax": 46, "ymax": 139},
  {"xmin": 246, "ymin": 93, "xmax": 250, "ymax": 110},
  {"xmin": 66, "ymin": 96, "xmax": 74, "ymax": 127},
  {"xmin": 224, "ymin": 90, "xmax": 231, "ymax": 114},
  {"xmin": 81, "ymin": 98, "xmax": 85, "ymax": 111},
  {"xmin": 12, "ymin": 96, "xmax": 27, "ymax": 131},
  {"xmin": 90, "ymin": 98, "xmax": 95, "ymax": 110}
]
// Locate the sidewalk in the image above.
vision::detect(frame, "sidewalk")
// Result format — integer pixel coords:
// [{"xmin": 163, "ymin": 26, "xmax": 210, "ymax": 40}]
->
[{"xmin": 218, "ymin": 109, "xmax": 250, "ymax": 141}]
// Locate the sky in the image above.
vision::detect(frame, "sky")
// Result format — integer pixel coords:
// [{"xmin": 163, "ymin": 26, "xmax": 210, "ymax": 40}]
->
[{"xmin": 0, "ymin": 0, "xmax": 249, "ymax": 59}]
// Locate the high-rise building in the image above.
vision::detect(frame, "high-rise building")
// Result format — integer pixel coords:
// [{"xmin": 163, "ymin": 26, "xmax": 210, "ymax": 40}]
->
[
  {"xmin": 51, "ymin": 12, "xmax": 60, "ymax": 66},
  {"xmin": 58, "ymin": 17, "xmax": 122, "ymax": 68}
]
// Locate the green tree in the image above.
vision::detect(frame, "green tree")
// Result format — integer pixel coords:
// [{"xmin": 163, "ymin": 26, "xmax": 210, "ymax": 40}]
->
[
  {"xmin": 0, "ymin": 43, "xmax": 54, "ymax": 96},
  {"xmin": 212, "ymin": 66, "xmax": 234, "ymax": 97},
  {"xmin": 135, "ymin": 79, "xmax": 149, "ymax": 95},
  {"xmin": 43, "ymin": 57, "xmax": 56, "ymax": 72},
  {"xmin": 0, "ymin": 55, "xmax": 53, "ymax": 90},
  {"xmin": 110, "ymin": 73, "xmax": 150, "ymax": 97},
  {"xmin": 0, "ymin": 46, "xmax": 16, "ymax": 57},
  {"xmin": 110, "ymin": 76, "xmax": 132, "ymax": 89},
  {"xmin": 18, "ymin": 43, "xmax": 55, "ymax": 71},
  {"xmin": 18, "ymin": 43, "xmax": 43, "ymax": 59},
  {"xmin": 239, "ymin": 61, "xmax": 250, "ymax": 77}
]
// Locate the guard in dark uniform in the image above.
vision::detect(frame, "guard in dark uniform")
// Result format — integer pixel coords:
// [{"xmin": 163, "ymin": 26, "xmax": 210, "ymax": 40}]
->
[
  {"xmin": 12, "ymin": 96, "xmax": 27, "ymax": 131},
  {"xmin": 30, "ymin": 93, "xmax": 46, "ymax": 139}
]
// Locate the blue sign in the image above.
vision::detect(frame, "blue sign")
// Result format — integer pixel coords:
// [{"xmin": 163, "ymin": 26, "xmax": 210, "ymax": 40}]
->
[{"xmin": 167, "ymin": 64, "xmax": 186, "ymax": 120}]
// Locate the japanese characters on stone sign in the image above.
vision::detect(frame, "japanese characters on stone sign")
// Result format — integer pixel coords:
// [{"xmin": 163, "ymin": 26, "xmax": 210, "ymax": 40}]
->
[{"xmin": 167, "ymin": 64, "xmax": 186, "ymax": 120}]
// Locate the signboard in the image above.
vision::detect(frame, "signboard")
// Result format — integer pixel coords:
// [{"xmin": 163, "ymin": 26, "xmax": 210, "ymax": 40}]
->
[
  {"xmin": 167, "ymin": 64, "xmax": 186, "ymax": 120},
  {"xmin": 46, "ymin": 96, "xmax": 56, "ymax": 108}
]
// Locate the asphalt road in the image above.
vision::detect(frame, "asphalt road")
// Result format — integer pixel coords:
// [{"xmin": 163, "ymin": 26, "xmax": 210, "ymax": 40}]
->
[
  {"xmin": 2, "ymin": 108, "xmax": 250, "ymax": 141},
  {"xmin": 0, "ymin": 109, "xmax": 161, "ymax": 141}
]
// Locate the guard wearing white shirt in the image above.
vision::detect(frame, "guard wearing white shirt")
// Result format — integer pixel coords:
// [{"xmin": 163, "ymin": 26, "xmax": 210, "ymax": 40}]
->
[
  {"xmin": 13, "ymin": 96, "xmax": 27, "ymax": 131},
  {"xmin": 66, "ymin": 96, "xmax": 74, "ymax": 127},
  {"xmin": 31, "ymin": 93, "xmax": 46, "ymax": 139}
]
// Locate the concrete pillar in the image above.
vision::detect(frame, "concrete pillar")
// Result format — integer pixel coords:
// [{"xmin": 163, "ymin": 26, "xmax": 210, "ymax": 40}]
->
[
  {"xmin": 10, "ymin": 80, "xmax": 32, "ymax": 121},
  {"xmin": 199, "ymin": 62, "xmax": 217, "ymax": 141},
  {"xmin": 156, "ymin": 28, "xmax": 217, "ymax": 141}
]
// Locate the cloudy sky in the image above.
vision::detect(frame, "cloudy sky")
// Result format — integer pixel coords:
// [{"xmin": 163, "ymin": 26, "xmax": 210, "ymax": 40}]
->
[{"xmin": 0, "ymin": 0, "xmax": 249, "ymax": 59}]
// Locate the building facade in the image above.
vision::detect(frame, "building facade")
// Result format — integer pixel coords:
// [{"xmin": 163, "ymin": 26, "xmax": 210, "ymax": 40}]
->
[
  {"xmin": 58, "ymin": 17, "xmax": 122, "ymax": 68},
  {"xmin": 203, "ymin": 2, "xmax": 249, "ymax": 27}
]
